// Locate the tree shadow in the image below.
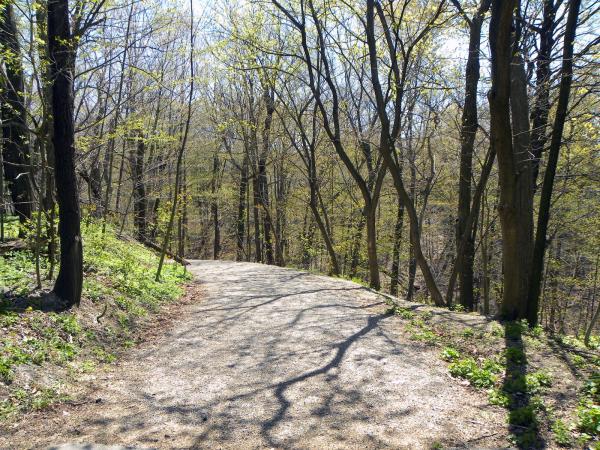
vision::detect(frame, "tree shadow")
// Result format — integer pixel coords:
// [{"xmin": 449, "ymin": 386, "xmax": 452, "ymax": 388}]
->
[
  {"xmin": 259, "ymin": 312, "xmax": 390, "ymax": 448},
  {"xmin": 503, "ymin": 322, "xmax": 546, "ymax": 449},
  {"xmin": 0, "ymin": 290, "xmax": 71, "ymax": 313}
]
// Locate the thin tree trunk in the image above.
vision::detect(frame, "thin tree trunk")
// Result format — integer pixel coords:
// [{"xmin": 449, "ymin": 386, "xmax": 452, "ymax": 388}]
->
[
  {"xmin": 236, "ymin": 154, "xmax": 248, "ymax": 261},
  {"xmin": 454, "ymin": 0, "xmax": 491, "ymax": 311},
  {"xmin": 257, "ymin": 88, "xmax": 275, "ymax": 265},
  {"xmin": 390, "ymin": 198, "xmax": 404, "ymax": 296},
  {"xmin": 480, "ymin": 192, "xmax": 491, "ymax": 315},
  {"xmin": 584, "ymin": 254, "xmax": 599, "ymax": 346},
  {"xmin": 530, "ymin": 0, "xmax": 556, "ymax": 187},
  {"xmin": 349, "ymin": 213, "xmax": 366, "ymax": 278},
  {"xmin": 101, "ymin": 1, "xmax": 135, "ymax": 232},
  {"xmin": 365, "ymin": 0, "xmax": 444, "ymax": 305},
  {"xmin": 156, "ymin": 0, "xmax": 195, "ymax": 280},
  {"xmin": 131, "ymin": 130, "xmax": 147, "ymax": 241},
  {"xmin": 0, "ymin": 149, "xmax": 4, "ymax": 241},
  {"xmin": 252, "ymin": 174, "xmax": 262, "ymax": 262},
  {"xmin": 528, "ymin": 0, "xmax": 582, "ymax": 325},
  {"xmin": 211, "ymin": 150, "xmax": 221, "ymax": 259}
]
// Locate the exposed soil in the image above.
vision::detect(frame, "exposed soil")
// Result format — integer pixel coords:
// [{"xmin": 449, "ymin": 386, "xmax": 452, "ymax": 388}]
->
[{"xmin": 1, "ymin": 261, "xmax": 511, "ymax": 449}]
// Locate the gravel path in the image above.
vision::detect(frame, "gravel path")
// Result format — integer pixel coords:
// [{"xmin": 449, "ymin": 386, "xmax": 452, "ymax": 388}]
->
[{"xmin": 4, "ymin": 260, "xmax": 508, "ymax": 449}]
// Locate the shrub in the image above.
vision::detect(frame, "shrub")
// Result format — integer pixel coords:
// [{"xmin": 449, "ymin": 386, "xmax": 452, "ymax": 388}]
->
[
  {"xmin": 441, "ymin": 347, "xmax": 460, "ymax": 362},
  {"xmin": 449, "ymin": 358, "xmax": 498, "ymax": 388},
  {"xmin": 462, "ymin": 328, "xmax": 475, "ymax": 338},
  {"xmin": 551, "ymin": 419, "xmax": 573, "ymax": 447},
  {"xmin": 577, "ymin": 402, "xmax": 600, "ymax": 435},
  {"xmin": 488, "ymin": 388, "xmax": 511, "ymax": 407}
]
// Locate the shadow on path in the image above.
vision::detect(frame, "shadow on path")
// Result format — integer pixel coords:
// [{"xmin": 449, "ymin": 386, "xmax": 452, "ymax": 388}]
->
[
  {"xmin": 260, "ymin": 313, "xmax": 390, "ymax": 447},
  {"xmin": 503, "ymin": 323, "xmax": 546, "ymax": 449}
]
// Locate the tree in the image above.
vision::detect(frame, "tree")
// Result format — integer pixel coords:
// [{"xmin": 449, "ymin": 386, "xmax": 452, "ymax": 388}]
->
[
  {"xmin": 365, "ymin": 0, "xmax": 446, "ymax": 305},
  {"xmin": 1, "ymin": 1, "xmax": 32, "ymax": 230},
  {"xmin": 488, "ymin": 0, "xmax": 535, "ymax": 320},
  {"xmin": 47, "ymin": 0, "xmax": 83, "ymax": 307},
  {"xmin": 273, "ymin": 0, "xmax": 387, "ymax": 290},
  {"xmin": 156, "ymin": 0, "xmax": 195, "ymax": 280},
  {"xmin": 451, "ymin": 0, "xmax": 491, "ymax": 311},
  {"xmin": 528, "ymin": 0, "xmax": 582, "ymax": 325}
]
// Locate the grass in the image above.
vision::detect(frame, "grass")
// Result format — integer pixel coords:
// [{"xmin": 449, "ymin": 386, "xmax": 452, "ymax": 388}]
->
[
  {"xmin": 383, "ymin": 294, "xmax": 599, "ymax": 448},
  {"xmin": 0, "ymin": 218, "xmax": 190, "ymax": 421}
]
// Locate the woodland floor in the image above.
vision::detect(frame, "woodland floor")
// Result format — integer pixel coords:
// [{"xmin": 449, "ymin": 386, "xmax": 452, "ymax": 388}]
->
[{"xmin": 2, "ymin": 260, "xmax": 520, "ymax": 449}]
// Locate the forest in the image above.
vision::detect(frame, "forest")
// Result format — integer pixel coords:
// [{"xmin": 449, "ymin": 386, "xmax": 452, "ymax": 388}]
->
[{"xmin": 0, "ymin": 0, "xmax": 599, "ymax": 448}]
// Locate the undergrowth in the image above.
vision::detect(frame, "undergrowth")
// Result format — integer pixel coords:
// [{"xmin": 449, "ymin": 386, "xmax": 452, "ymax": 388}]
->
[
  {"xmin": 386, "ymin": 299, "xmax": 599, "ymax": 449},
  {"xmin": 0, "ymin": 219, "xmax": 190, "ymax": 421}
]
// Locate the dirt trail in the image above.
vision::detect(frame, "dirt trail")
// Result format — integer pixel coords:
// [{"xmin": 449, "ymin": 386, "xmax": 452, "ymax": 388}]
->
[{"xmin": 2, "ymin": 261, "xmax": 508, "ymax": 449}]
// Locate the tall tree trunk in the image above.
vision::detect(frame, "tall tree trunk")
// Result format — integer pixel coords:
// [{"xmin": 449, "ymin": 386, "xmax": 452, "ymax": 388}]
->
[
  {"xmin": 528, "ymin": 0, "xmax": 581, "ymax": 325},
  {"xmin": 87, "ymin": 87, "xmax": 109, "ymax": 217},
  {"xmin": 365, "ymin": 0, "xmax": 444, "ymax": 305},
  {"xmin": 406, "ymin": 156, "xmax": 418, "ymax": 300},
  {"xmin": 257, "ymin": 87, "xmax": 275, "ymax": 265},
  {"xmin": 455, "ymin": 0, "xmax": 490, "ymax": 311},
  {"xmin": 274, "ymin": 160, "xmax": 286, "ymax": 266},
  {"xmin": 489, "ymin": 0, "xmax": 533, "ymax": 320},
  {"xmin": 0, "ymin": 147, "xmax": 4, "ymax": 241},
  {"xmin": 101, "ymin": 0, "xmax": 135, "ymax": 231},
  {"xmin": 257, "ymin": 156, "xmax": 273, "ymax": 264},
  {"xmin": 445, "ymin": 145, "xmax": 496, "ymax": 306},
  {"xmin": 365, "ymin": 202, "xmax": 379, "ymax": 290},
  {"xmin": 584, "ymin": 254, "xmax": 599, "ymax": 346},
  {"xmin": 349, "ymin": 213, "xmax": 366, "ymax": 278},
  {"xmin": 156, "ymin": 0, "xmax": 195, "ymax": 280},
  {"xmin": 301, "ymin": 211, "xmax": 315, "ymax": 269},
  {"xmin": 530, "ymin": 0, "xmax": 556, "ymax": 187},
  {"xmin": 48, "ymin": 0, "xmax": 83, "ymax": 307},
  {"xmin": 0, "ymin": 2, "xmax": 32, "ymax": 229},
  {"xmin": 480, "ymin": 191, "xmax": 491, "ymax": 315},
  {"xmin": 272, "ymin": 1, "xmax": 384, "ymax": 290}
]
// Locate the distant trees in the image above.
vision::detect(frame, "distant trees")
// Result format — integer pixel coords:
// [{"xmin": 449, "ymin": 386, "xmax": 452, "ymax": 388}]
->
[
  {"xmin": 0, "ymin": 0, "xmax": 597, "ymax": 335},
  {"xmin": 1, "ymin": 2, "xmax": 32, "ymax": 229},
  {"xmin": 156, "ymin": 0, "xmax": 195, "ymax": 281}
]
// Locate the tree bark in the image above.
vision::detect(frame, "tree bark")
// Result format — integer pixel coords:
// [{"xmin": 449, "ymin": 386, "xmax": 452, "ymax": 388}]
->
[
  {"xmin": 528, "ymin": 0, "xmax": 581, "ymax": 325},
  {"xmin": 454, "ymin": 0, "xmax": 491, "ymax": 311},
  {"xmin": 236, "ymin": 154, "xmax": 249, "ymax": 261},
  {"xmin": 48, "ymin": 0, "xmax": 83, "ymax": 307},
  {"xmin": 130, "ymin": 130, "xmax": 147, "ymax": 241},
  {"xmin": 0, "ymin": 2, "xmax": 32, "ymax": 228},
  {"xmin": 489, "ymin": 0, "xmax": 535, "ymax": 320},
  {"xmin": 211, "ymin": 150, "xmax": 221, "ymax": 259},
  {"xmin": 390, "ymin": 198, "xmax": 404, "ymax": 296}
]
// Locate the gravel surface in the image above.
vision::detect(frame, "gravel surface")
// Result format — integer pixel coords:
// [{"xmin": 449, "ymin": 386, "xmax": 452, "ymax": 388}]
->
[{"xmin": 3, "ymin": 260, "xmax": 509, "ymax": 449}]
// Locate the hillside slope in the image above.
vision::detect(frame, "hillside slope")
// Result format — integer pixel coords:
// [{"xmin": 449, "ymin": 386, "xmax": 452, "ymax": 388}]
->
[{"xmin": 0, "ymin": 222, "xmax": 190, "ymax": 422}]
